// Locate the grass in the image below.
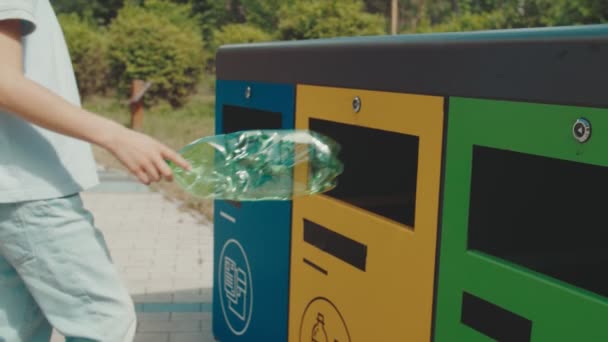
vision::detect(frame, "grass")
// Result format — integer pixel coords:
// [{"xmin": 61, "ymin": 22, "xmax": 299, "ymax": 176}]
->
[{"xmin": 84, "ymin": 80, "xmax": 216, "ymax": 221}]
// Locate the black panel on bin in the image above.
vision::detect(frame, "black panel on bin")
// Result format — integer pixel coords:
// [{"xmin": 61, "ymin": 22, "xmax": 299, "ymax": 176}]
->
[
  {"xmin": 309, "ymin": 119, "xmax": 419, "ymax": 228},
  {"xmin": 461, "ymin": 292, "xmax": 532, "ymax": 341},
  {"xmin": 303, "ymin": 219, "xmax": 367, "ymax": 271},
  {"xmin": 222, "ymin": 105, "xmax": 283, "ymax": 134},
  {"xmin": 468, "ymin": 146, "xmax": 608, "ymax": 297}
]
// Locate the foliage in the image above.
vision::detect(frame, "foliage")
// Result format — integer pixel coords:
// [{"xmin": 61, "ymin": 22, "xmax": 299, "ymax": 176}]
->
[
  {"xmin": 107, "ymin": 2, "xmax": 206, "ymax": 107},
  {"xmin": 142, "ymin": 0, "xmax": 201, "ymax": 32},
  {"xmin": 174, "ymin": 0, "xmax": 289, "ymax": 45},
  {"xmin": 52, "ymin": 0, "xmax": 128, "ymax": 25},
  {"xmin": 182, "ymin": 0, "xmax": 247, "ymax": 44},
  {"xmin": 278, "ymin": 0, "xmax": 387, "ymax": 40},
  {"xmin": 54, "ymin": 0, "xmax": 608, "ymax": 41},
  {"xmin": 537, "ymin": 0, "xmax": 608, "ymax": 26},
  {"xmin": 238, "ymin": 0, "xmax": 294, "ymax": 32},
  {"xmin": 413, "ymin": 0, "xmax": 608, "ymax": 33},
  {"xmin": 209, "ymin": 24, "xmax": 273, "ymax": 64},
  {"xmin": 416, "ymin": 8, "xmax": 513, "ymax": 32},
  {"xmin": 58, "ymin": 14, "xmax": 110, "ymax": 98}
]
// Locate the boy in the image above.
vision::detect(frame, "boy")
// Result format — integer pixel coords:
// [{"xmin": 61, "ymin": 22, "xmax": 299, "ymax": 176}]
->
[{"xmin": 0, "ymin": 0, "xmax": 191, "ymax": 340}]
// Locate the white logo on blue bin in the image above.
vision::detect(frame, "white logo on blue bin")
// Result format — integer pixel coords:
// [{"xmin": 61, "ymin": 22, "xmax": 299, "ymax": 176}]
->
[{"xmin": 218, "ymin": 239, "xmax": 253, "ymax": 335}]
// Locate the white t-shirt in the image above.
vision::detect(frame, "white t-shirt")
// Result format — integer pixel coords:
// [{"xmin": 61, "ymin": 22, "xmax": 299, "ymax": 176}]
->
[{"xmin": 0, "ymin": 0, "xmax": 99, "ymax": 203}]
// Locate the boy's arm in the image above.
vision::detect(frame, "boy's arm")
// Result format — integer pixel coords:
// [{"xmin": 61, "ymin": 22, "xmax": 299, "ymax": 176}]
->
[{"xmin": 0, "ymin": 20, "xmax": 191, "ymax": 185}]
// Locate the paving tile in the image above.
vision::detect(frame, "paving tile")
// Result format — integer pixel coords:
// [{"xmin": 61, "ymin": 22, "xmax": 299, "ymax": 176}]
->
[
  {"xmin": 138, "ymin": 320, "xmax": 201, "ymax": 333},
  {"xmin": 170, "ymin": 332, "xmax": 215, "ymax": 342},
  {"xmin": 137, "ymin": 312, "xmax": 171, "ymax": 321},
  {"xmin": 81, "ymin": 167, "xmax": 217, "ymax": 338},
  {"xmin": 171, "ymin": 312, "xmax": 212, "ymax": 321},
  {"xmin": 173, "ymin": 293, "xmax": 210, "ymax": 303},
  {"xmin": 136, "ymin": 293, "xmax": 173, "ymax": 303},
  {"xmin": 139, "ymin": 302, "xmax": 205, "ymax": 313},
  {"xmin": 134, "ymin": 333, "xmax": 169, "ymax": 342}
]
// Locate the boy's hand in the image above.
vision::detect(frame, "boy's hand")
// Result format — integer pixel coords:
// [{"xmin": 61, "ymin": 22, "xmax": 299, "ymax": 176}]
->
[
  {"xmin": 102, "ymin": 124, "xmax": 191, "ymax": 185},
  {"xmin": 0, "ymin": 19, "xmax": 192, "ymax": 186}
]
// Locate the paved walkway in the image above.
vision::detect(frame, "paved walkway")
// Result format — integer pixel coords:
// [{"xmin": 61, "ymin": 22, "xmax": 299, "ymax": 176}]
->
[{"xmin": 51, "ymin": 167, "xmax": 216, "ymax": 342}]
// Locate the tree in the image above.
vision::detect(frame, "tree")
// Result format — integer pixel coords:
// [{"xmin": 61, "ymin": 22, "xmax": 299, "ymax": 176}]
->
[
  {"xmin": 178, "ymin": 0, "xmax": 247, "ymax": 44},
  {"xmin": 209, "ymin": 23, "xmax": 273, "ymax": 67},
  {"xmin": 278, "ymin": 0, "xmax": 386, "ymax": 40},
  {"xmin": 239, "ymin": 0, "xmax": 295, "ymax": 32},
  {"xmin": 413, "ymin": 0, "xmax": 608, "ymax": 33},
  {"xmin": 363, "ymin": 0, "xmax": 391, "ymax": 15},
  {"xmin": 360, "ymin": 0, "xmax": 458, "ymax": 32},
  {"xmin": 52, "ymin": 0, "xmax": 128, "ymax": 25},
  {"xmin": 108, "ymin": 2, "xmax": 206, "ymax": 106},
  {"xmin": 58, "ymin": 14, "xmax": 111, "ymax": 98},
  {"xmin": 537, "ymin": 0, "xmax": 608, "ymax": 26}
]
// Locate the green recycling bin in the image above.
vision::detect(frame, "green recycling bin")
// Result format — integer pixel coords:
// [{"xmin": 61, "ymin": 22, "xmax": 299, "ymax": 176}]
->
[{"xmin": 434, "ymin": 97, "xmax": 608, "ymax": 341}]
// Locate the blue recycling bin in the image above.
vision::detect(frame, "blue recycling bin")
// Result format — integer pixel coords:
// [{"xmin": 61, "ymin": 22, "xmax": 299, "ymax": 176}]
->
[{"xmin": 212, "ymin": 80, "xmax": 295, "ymax": 341}]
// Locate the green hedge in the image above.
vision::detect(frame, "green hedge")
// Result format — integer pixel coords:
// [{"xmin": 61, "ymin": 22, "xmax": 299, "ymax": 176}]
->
[
  {"xmin": 107, "ymin": 1, "xmax": 206, "ymax": 107},
  {"xmin": 416, "ymin": 10, "xmax": 514, "ymax": 32},
  {"xmin": 278, "ymin": 0, "xmax": 386, "ymax": 40},
  {"xmin": 58, "ymin": 13, "xmax": 110, "ymax": 99}
]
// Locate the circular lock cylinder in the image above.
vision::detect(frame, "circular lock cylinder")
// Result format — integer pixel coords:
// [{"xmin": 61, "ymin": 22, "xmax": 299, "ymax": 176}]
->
[{"xmin": 572, "ymin": 118, "xmax": 591, "ymax": 143}]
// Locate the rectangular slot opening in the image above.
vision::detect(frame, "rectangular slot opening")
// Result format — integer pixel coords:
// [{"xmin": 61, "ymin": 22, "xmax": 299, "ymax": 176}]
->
[
  {"xmin": 222, "ymin": 105, "xmax": 283, "ymax": 133},
  {"xmin": 309, "ymin": 119, "xmax": 419, "ymax": 227},
  {"xmin": 303, "ymin": 219, "xmax": 367, "ymax": 271},
  {"xmin": 461, "ymin": 292, "xmax": 532, "ymax": 341},
  {"xmin": 221, "ymin": 105, "xmax": 284, "ymax": 206},
  {"xmin": 468, "ymin": 146, "xmax": 608, "ymax": 297}
]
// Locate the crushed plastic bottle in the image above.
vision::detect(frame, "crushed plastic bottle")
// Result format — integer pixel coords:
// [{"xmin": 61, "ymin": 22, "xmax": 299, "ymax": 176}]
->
[{"xmin": 169, "ymin": 129, "xmax": 343, "ymax": 201}]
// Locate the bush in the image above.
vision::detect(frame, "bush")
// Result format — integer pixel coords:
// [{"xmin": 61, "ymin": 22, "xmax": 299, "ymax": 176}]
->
[
  {"xmin": 211, "ymin": 24, "xmax": 274, "ymax": 50},
  {"xmin": 58, "ymin": 13, "xmax": 110, "ymax": 99},
  {"xmin": 141, "ymin": 0, "xmax": 201, "ymax": 32},
  {"xmin": 107, "ymin": 2, "xmax": 205, "ymax": 107},
  {"xmin": 414, "ymin": 0, "xmax": 608, "ymax": 34},
  {"xmin": 278, "ymin": 0, "xmax": 386, "ymax": 40},
  {"xmin": 209, "ymin": 24, "xmax": 273, "ymax": 65},
  {"xmin": 239, "ymin": 0, "xmax": 293, "ymax": 32},
  {"xmin": 416, "ymin": 10, "xmax": 513, "ymax": 33},
  {"xmin": 53, "ymin": 0, "xmax": 124, "ymax": 26},
  {"xmin": 536, "ymin": 0, "xmax": 608, "ymax": 26}
]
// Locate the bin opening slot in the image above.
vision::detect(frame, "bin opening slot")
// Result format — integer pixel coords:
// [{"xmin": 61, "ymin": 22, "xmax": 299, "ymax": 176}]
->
[
  {"xmin": 461, "ymin": 292, "xmax": 532, "ymax": 341},
  {"xmin": 221, "ymin": 105, "xmax": 284, "ymax": 207},
  {"xmin": 222, "ymin": 105, "xmax": 283, "ymax": 134},
  {"xmin": 468, "ymin": 146, "xmax": 608, "ymax": 298},
  {"xmin": 309, "ymin": 119, "xmax": 419, "ymax": 228},
  {"xmin": 303, "ymin": 219, "xmax": 367, "ymax": 271}
]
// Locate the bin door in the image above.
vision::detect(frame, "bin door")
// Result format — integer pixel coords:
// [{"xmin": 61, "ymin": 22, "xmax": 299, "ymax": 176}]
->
[
  {"xmin": 213, "ymin": 80, "xmax": 295, "ymax": 341},
  {"xmin": 435, "ymin": 97, "xmax": 608, "ymax": 341}
]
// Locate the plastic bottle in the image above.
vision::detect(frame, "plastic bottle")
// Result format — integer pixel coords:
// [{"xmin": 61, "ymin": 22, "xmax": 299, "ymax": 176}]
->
[{"xmin": 168, "ymin": 129, "xmax": 343, "ymax": 201}]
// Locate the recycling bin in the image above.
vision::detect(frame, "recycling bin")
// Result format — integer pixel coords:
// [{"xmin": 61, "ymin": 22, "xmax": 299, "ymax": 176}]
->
[
  {"xmin": 434, "ymin": 97, "xmax": 608, "ymax": 341},
  {"xmin": 288, "ymin": 85, "xmax": 445, "ymax": 341},
  {"xmin": 213, "ymin": 80, "xmax": 295, "ymax": 341}
]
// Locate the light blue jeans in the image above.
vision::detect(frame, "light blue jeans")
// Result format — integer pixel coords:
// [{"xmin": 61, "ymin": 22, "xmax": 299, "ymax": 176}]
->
[{"xmin": 0, "ymin": 194, "xmax": 136, "ymax": 341}]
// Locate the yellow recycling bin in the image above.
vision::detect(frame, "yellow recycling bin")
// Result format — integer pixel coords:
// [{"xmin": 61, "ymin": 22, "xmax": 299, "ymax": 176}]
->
[{"xmin": 289, "ymin": 85, "xmax": 444, "ymax": 341}]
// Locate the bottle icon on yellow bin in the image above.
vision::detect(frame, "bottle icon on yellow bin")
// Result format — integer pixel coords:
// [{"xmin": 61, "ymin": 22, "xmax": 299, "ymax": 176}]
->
[{"xmin": 312, "ymin": 313, "xmax": 328, "ymax": 342}]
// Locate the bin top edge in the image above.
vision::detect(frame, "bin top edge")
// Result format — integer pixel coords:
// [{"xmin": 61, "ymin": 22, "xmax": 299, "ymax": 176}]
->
[{"xmin": 218, "ymin": 24, "xmax": 608, "ymax": 52}]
